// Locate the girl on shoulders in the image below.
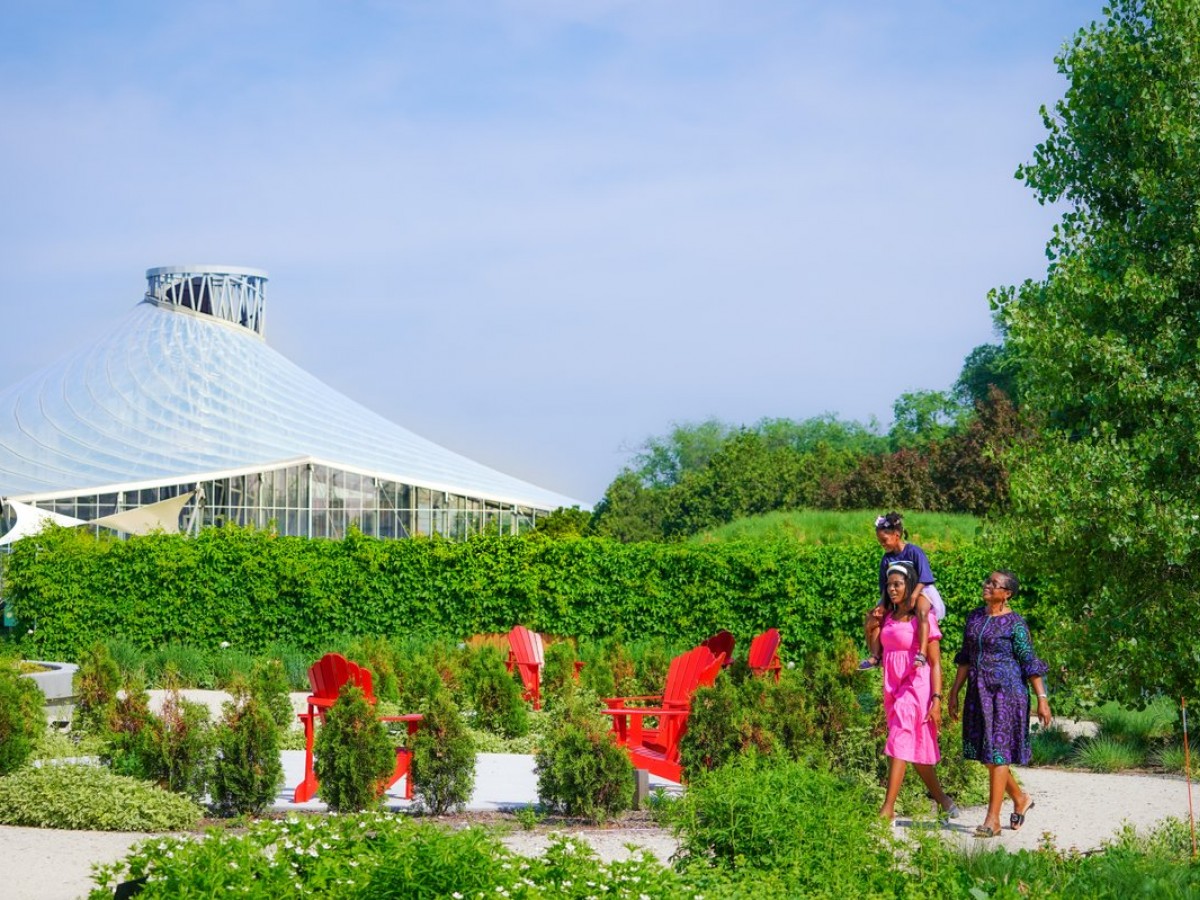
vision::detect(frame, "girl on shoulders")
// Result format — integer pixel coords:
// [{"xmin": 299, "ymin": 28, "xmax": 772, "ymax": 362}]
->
[{"xmin": 861, "ymin": 511, "xmax": 944, "ymax": 671}]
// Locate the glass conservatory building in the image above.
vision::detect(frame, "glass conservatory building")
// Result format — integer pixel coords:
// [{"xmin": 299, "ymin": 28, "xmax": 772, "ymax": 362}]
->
[{"xmin": 0, "ymin": 265, "xmax": 581, "ymax": 542}]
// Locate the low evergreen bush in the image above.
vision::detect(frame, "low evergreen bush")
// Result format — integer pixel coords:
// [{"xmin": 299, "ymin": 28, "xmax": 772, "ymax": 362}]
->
[
  {"xmin": 0, "ymin": 764, "xmax": 202, "ymax": 831},
  {"xmin": 541, "ymin": 639, "xmax": 580, "ymax": 700},
  {"xmin": 249, "ymin": 657, "xmax": 294, "ymax": 732},
  {"xmin": 396, "ymin": 651, "xmax": 451, "ymax": 713},
  {"xmin": 142, "ymin": 686, "xmax": 213, "ymax": 801},
  {"xmin": 209, "ymin": 685, "xmax": 283, "ymax": 817},
  {"xmin": 462, "ymin": 645, "xmax": 528, "ymax": 738},
  {"xmin": 410, "ymin": 689, "xmax": 476, "ymax": 815},
  {"xmin": 0, "ymin": 663, "xmax": 45, "ymax": 774},
  {"xmin": 535, "ymin": 690, "xmax": 633, "ymax": 822},
  {"xmin": 314, "ymin": 684, "xmax": 394, "ymax": 813}
]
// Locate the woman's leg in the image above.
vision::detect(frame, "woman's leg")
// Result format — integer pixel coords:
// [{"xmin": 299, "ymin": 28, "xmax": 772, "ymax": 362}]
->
[
  {"xmin": 912, "ymin": 763, "xmax": 953, "ymax": 811},
  {"xmin": 981, "ymin": 763, "xmax": 1007, "ymax": 833},
  {"xmin": 1006, "ymin": 769, "xmax": 1033, "ymax": 819},
  {"xmin": 879, "ymin": 756, "xmax": 907, "ymax": 819}
]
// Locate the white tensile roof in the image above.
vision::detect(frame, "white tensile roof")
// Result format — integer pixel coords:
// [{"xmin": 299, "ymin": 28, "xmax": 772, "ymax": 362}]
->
[{"xmin": 0, "ymin": 284, "xmax": 580, "ymax": 512}]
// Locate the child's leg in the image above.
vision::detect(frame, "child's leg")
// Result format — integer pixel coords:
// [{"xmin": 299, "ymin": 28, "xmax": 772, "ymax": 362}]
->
[
  {"xmin": 914, "ymin": 593, "xmax": 930, "ymax": 665},
  {"xmin": 864, "ymin": 603, "xmax": 884, "ymax": 660}
]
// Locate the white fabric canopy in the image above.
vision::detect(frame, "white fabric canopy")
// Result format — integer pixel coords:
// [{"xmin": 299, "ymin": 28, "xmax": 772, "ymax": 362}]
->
[
  {"xmin": 91, "ymin": 491, "xmax": 194, "ymax": 535},
  {"xmin": 0, "ymin": 499, "xmax": 86, "ymax": 546}
]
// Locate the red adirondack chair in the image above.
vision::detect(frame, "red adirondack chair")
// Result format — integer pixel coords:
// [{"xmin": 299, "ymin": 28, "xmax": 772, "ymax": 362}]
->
[
  {"xmin": 293, "ymin": 652, "xmax": 423, "ymax": 803},
  {"xmin": 505, "ymin": 625, "xmax": 546, "ymax": 710},
  {"xmin": 600, "ymin": 645, "xmax": 726, "ymax": 783},
  {"xmin": 748, "ymin": 628, "xmax": 783, "ymax": 682},
  {"xmin": 701, "ymin": 629, "xmax": 736, "ymax": 667}
]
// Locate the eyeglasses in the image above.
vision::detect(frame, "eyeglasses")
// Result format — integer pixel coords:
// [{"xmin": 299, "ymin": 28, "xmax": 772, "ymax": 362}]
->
[{"xmin": 982, "ymin": 580, "xmax": 1011, "ymax": 591}]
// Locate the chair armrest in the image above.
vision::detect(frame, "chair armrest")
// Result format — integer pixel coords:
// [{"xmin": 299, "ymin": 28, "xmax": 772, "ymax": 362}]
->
[
  {"xmin": 599, "ymin": 706, "xmax": 689, "ymax": 719},
  {"xmin": 602, "ymin": 694, "xmax": 664, "ymax": 708}
]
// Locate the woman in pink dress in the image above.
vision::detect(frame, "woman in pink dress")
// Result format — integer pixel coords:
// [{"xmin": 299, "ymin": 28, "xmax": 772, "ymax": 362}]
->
[{"xmin": 875, "ymin": 560, "xmax": 959, "ymax": 821}]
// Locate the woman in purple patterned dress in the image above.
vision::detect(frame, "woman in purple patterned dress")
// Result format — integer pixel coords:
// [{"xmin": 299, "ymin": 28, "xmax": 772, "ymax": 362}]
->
[{"xmin": 948, "ymin": 570, "xmax": 1052, "ymax": 838}]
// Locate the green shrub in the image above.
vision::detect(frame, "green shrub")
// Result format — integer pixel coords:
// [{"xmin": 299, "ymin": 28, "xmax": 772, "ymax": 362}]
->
[
  {"xmin": 542, "ymin": 639, "xmax": 580, "ymax": 700},
  {"xmin": 679, "ymin": 642, "xmax": 884, "ymax": 783},
  {"xmin": 0, "ymin": 664, "xmax": 45, "ymax": 774},
  {"xmin": 209, "ymin": 687, "xmax": 283, "ymax": 817},
  {"xmin": 535, "ymin": 691, "xmax": 633, "ymax": 822},
  {"xmin": 346, "ymin": 635, "xmax": 400, "ymax": 702},
  {"xmin": 103, "ymin": 674, "xmax": 155, "ymax": 779},
  {"xmin": 1074, "ymin": 735, "xmax": 1144, "ymax": 773},
  {"xmin": 410, "ymin": 689, "xmax": 476, "ymax": 815},
  {"xmin": 671, "ymin": 755, "xmax": 896, "ymax": 893},
  {"xmin": 680, "ymin": 674, "xmax": 777, "ymax": 777},
  {"xmin": 315, "ymin": 684, "xmax": 394, "ymax": 813},
  {"xmin": 249, "ymin": 657, "xmax": 294, "ymax": 732},
  {"xmin": 1093, "ymin": 698, "xmax": 1178, "ymax": 748},
  {"xmin": 141, "ymin": 687, "xmax": 212, "ymax": 801},
  {"xmin": 0, "ymin": 764, "xmax": 201, "ymax": 831},
  {"xmin": 73, "ymin": 641, "xmax": 121, "ymax": 734},
  {"xmin": 462, "ymin": 645, "xmax": 528, "ymax": 738},
  {"xmin": 396, "ymin": 651, "xmax": 450, "ymax": 713}
]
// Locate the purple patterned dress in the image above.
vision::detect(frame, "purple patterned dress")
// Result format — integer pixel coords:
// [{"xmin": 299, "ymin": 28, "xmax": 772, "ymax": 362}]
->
[{"xmin": 953, "ymin": 607, "xmax": 1048, "ymax": 766}]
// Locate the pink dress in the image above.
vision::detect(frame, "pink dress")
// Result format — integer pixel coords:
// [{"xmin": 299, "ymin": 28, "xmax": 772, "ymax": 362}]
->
[{"xmin": 881, "ymin": 610, "xmax": 942, "ymax": 764}]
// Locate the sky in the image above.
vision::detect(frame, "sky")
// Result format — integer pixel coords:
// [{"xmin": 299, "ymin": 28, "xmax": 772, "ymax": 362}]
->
[{"xmin": 0, "ymin": 0, "xmax": 1106, "ymax": 506}]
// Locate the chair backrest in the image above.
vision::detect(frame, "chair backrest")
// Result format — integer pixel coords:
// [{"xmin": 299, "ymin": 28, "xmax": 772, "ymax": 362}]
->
[
  {"xmin": 700, "ymin": 630, "xmax": 735, "ymax": 666},
  {"xmin": 662, "ymin": 646, "xmax": 723, "ymax": 707},
  {"xmin": 658, "ymin": 647, "xmax": 726, "ymax": 756},
  {"xmin": 507, "ymin": 625, "xmax": 545, "ymax": 667},
  {"xmin": 307, "ymin": 652, "xmax": 377, "ymax": 705},
  {"xmin": 747, "ymin": 628, "xmax": 782, "ymax": 680}
]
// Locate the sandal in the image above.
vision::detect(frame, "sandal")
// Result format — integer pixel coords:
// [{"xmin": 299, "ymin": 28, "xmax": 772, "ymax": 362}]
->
[
  {"xmin": 973, "ymin": 824, "xmax": 1000, "ymax": 838},
  {"xmin": 1010, "ymin": 799, "xmax": 1035, "ymax": 831}
]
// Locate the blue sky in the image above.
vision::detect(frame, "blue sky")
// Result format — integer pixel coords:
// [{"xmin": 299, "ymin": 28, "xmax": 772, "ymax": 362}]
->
[{"xmin": 0, "ymin": 1, "xmax": 1104, "ymax": 504}]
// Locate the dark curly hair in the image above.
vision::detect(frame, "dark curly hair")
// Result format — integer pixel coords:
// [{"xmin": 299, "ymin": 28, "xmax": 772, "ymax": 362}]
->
[{"xmin": 874, "ymin": 511, "xmax": 906, "ymax": 536}]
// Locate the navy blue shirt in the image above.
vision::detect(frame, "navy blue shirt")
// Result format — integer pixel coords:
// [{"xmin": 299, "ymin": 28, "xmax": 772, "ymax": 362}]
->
[{"xmin": 880, "ymin": 543, "xmax": 935, "ymax": 601}]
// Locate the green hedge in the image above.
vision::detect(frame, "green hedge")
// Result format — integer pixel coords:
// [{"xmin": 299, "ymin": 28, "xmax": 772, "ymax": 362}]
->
[{"xmin": 4, "ymin": 525, "xmax": 1001, "ymax": 659}]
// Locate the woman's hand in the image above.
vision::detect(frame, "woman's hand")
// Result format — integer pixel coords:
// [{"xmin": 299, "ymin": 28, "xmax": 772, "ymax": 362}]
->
[
  {"xmin": 926, "ymin": 697, "xmax": 942, "ymax": 728},
  {"xmin": 1036, "ymin": 696, "xmax": 1052, "ymax": 728},
  {"xmin": 946, "ymin": 689, "xmax": 959, "ymax": 722}
]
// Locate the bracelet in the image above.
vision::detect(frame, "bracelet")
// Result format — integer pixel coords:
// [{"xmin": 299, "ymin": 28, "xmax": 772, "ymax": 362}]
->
[
  {"xmin": 931, "ymin": 692, "xmax": 943, "ymax": 698},
  {"xmin": 1036, "ymin": 693, "xmax": 1048, "ymax": 699}
]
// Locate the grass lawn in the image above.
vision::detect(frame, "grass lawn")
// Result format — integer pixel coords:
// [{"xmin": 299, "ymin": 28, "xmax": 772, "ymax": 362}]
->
[{"xmin": 689, "ymin": 508, "xmax": 980, "ymax": 548}]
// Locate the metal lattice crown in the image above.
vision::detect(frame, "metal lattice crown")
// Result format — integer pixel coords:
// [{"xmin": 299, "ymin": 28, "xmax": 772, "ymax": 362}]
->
[{"xmin": 145, "ymin": 265, "xmax": 268, "ymax": 336}]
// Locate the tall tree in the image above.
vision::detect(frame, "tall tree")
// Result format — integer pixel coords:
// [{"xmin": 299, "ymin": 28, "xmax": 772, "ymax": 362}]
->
[{"xmin": 996, "ymin": 0, "xmax": 1200, "ymax": 700}]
